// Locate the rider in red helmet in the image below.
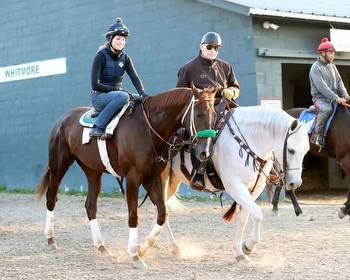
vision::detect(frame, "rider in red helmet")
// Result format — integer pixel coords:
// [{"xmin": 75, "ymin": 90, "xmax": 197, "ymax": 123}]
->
[{"xmin": 309, "ymin": 37, "xmax": 350, "ymax": 148}]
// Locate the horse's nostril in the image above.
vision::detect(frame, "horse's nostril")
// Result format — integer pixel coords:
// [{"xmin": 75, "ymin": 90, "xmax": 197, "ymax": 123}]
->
[
  {"xmin": 199, "ymin": 152, "xmax": 208, "ymax": 161},
  {"xmin": 290, "ymin": 183, "xmax": 295, "ymax": 187}
]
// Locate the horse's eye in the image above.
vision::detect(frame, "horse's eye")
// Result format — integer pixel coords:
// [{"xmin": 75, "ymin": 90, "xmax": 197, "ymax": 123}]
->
[
  {"xmin": 288, "ymin": 148, "xmax": 295, "ymax": 155},
  {"xmin": 196, "ymin": 112, "xmax": 205, "ymax": 118}
]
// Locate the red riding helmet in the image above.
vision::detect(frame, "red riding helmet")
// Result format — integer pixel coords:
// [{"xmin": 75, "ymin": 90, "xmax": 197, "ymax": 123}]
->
[{"xmin": 318, "ymin": 37, "xmax": 336, "ymax": 53}]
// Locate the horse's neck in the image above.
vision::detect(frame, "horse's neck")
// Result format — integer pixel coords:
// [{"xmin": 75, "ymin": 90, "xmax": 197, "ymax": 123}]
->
[
  {"xmin": 147, "ymin": 99, "xmax": 190, "ymax": 139},
  {"xmin": 232, "ymin": 111, "xmax": 288, "ymax": 159}
]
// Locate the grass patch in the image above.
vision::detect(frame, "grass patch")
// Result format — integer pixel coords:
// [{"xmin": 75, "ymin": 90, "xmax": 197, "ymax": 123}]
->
[
  {"xmin": 176, "ymin": 193, "xmax": 230, "ymax": 203},
  {"xmin": 0, "ymin": 185, "xmax": 35, "ymax": 194},
  {"xmin": 0, "ymin": 184, "xmax": 228, "ymax": 201}
]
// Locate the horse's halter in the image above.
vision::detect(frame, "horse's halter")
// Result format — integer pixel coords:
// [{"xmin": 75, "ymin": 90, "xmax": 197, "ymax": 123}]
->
[
  {"xmin": 181, "ymin": 95, "xmax": 217, "ymax": 161},
  {"xmin": 181, "ymin": 96, "xmax": 217, "ymax": 140}
]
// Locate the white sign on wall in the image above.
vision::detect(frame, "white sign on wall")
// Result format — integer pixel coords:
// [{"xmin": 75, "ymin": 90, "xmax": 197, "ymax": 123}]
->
[
  {"xmin": 260, "ymin": 97, "xmax": 282, "ymax": 110},
  {"xmin": 0, "ymin": 57, "xmax": 67, "ymax": 83},
  {"xmin": 330, "ymin": 29, "xmax": 350, "ymax": 52}
]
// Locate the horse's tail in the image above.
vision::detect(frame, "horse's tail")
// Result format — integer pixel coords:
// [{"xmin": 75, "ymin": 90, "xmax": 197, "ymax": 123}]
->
[
  {"xmin": 37, "ymin": 166, "xmax": 50, "ymax": 198},
  {"xmin": 36, "ymin": 118, "xmax": 74, "ymax": 199},
  {"xmin": 223, "ymin": 202, "xmax": 237, "ymax": 222}
]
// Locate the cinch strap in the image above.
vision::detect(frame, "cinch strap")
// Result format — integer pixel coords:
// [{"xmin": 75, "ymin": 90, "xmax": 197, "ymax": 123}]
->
[{"xmin": 196, "ymin": 129, "xmax": 217, "ymax": 138}]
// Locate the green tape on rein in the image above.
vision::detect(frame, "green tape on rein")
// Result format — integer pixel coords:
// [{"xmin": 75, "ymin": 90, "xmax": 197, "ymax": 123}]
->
[{"xmin": 196, "ymin": 129, "xmax": 217, "ymax": 138}]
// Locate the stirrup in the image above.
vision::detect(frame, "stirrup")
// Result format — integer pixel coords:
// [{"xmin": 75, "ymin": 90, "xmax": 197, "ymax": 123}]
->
[
  {"xmin": 100, "ymin": 133, "xmax": 113, "ymax": 140},
  {"xmin": 89, "ymin": 126, "xmax": 104, "ymax": 138},
  {"xmin": 190, "ymin": 173, "xmax": 205, "ymax": 191},
  {"xmin": 312, "ymin": 135, "xmax": 325, "ymax": 151}
]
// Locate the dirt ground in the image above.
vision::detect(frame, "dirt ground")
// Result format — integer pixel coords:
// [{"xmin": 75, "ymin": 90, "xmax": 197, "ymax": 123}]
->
[{"xmin": 1, "ymin": 193, "xmax": 349, "ymax": 280}]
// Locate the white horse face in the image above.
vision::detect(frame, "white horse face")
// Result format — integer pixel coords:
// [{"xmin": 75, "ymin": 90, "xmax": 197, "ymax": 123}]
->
[{"xmin": 284, "ymin": 121, "xmax": 310, "ymax": 190}]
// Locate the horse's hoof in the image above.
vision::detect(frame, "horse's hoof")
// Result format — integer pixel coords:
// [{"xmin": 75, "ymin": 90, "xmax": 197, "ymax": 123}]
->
[
  {"xmin": 271, "ymin": 210, "xmax": 280, "ymax": 217},
  {"xmin": 47, "ymin": 238, "xmax": 59, "ymax": 251},
  {"xmin": 172, "ymin": 246, "xmax": 184, "ymax": 258},
  {"xmin": 338, "ymin": 208, "xmax": 346, "ymax": 219},
  {"xmin": 132, "ymin": 256, "xmax": 148, "ymax": 270},
  {"xmin": 236, "ymin": 254, "xmax": 251, "ymax": 264},
  {"xmin": 98, "ymin": 245, "xmax": 113, "ymax": 256},
  {"xmin": 242, "ymin": 241, "xmax": 253, "ymax": 255},
  {"xmin": 153, "ymin": 241, "xmax": 161, "ymax": 249}
]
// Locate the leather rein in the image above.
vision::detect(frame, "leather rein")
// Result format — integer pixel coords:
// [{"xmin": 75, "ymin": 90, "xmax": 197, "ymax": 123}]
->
[{"xmin": 141, "ymin": 95, "xmax": 214, "ymax": 163}]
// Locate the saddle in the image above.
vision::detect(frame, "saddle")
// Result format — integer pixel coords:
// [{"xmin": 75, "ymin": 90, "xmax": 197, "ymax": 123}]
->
[
  {"xmin": 79, "ymin": 103, "xmax": 130, "ymax": 144},
  {"xmin": 298, "ymin": 104, "xmax": 337, "ymax": 137}
]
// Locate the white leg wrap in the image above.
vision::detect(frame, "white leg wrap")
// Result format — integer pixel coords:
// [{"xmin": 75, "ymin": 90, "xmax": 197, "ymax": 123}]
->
[
  {"xmin": 45, "ymin": 210, "xmax": 55, "ymax": 239},
  {"xmin": 128, "ymin": 227, "xmax": 138, "ymax": 257},
  {"xmin": 146, "ymin": 223, "xmax": 163, "ymax": 244},
  {"xmin": 89, "ymin": 219, "xmax": 105, "ymax": 248}
]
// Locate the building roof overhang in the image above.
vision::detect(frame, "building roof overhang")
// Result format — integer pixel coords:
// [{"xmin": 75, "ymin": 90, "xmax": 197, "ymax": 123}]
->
[{"xmin": 196, "ymin": 0, "xmax": 350, "ymax": 24}]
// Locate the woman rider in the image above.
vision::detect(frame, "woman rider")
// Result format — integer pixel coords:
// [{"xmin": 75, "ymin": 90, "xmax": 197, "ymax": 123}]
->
[{"xmin": 89, "ymin": 18, "xmax": 147, "ymax": 138}]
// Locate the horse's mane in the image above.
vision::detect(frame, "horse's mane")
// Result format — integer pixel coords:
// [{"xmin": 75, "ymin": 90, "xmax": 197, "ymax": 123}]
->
[
  {"xmin": 233, "ymin": 106, "xmax": 294, "ymax": 138},
  {"xmin": 145, "ymin": 88, "xmax": 193, "ymax": 112}
]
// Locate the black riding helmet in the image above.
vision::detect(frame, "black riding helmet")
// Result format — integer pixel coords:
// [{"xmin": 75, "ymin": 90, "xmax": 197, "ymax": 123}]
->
[
  {"xmin": 105, "ymin": 18, "xmax": 129, "ymax": 40},
  {"xmin": 201, "ymin": 32, "xmax": 222, "ymax": 46}
]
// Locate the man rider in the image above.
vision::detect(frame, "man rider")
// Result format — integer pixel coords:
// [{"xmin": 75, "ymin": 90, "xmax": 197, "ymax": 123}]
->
[
  {"xmin": 176, "ymin": 31, "xmax": 240, "ymax": 190},
  {"xmin": 309, "ymin": 37, "xmax": 350, "ymax": 148}
]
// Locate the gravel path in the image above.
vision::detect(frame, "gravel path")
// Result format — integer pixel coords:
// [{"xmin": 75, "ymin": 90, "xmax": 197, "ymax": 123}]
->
[{"xmin": 0, "ymin": 193, "xmax": 349, "ymax": 280}]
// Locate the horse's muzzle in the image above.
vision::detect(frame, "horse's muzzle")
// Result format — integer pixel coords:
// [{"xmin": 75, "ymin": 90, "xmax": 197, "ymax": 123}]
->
[
  {"xmin": 197, "ymin": 138, "xmax": 213, "ymax": 161},
  {"xmin": 286, "ymin": 179, "xmax": 302, "ymax": 191},
  {"xmin": 198, "ymin": 151, "xmax": 209, "ymax": 161}
]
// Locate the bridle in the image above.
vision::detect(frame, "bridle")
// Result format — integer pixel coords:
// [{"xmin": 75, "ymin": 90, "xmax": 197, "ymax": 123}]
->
[
  {"xmin": 228, "ymin": 112, "xmax": 304, "ymax": 188},
  {"xmin": 272, "ymin": 122, "xmax": 304, "ymax": 185},
  {"xmin": 141, "ymin": 95, "xmax": 216, "ymax": 162}
]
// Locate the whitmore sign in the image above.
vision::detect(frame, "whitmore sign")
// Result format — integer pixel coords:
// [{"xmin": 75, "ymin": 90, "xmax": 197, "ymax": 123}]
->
[{"xmin": 0, "ymin": 57, "xmax": 66, "ymax": 83}]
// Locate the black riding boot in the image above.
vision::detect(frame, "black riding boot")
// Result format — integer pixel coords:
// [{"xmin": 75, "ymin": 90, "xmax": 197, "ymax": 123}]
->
[
  {"xmin": 190, "ymin": 152, "xmax": 206, "ymax": 191},
  {"xmin": 89, "ymin": 126, "xmax": 105, "ymax": 138}
]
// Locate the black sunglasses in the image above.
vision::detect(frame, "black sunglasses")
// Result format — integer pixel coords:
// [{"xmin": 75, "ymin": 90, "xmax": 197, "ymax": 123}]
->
[{"xmin": 206, "ymin": 44, "xmax": 220, "ymax": 51}]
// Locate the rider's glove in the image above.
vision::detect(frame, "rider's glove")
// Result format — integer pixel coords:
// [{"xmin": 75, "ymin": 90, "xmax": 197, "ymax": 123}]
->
[
  {"xmin": 221, "ymin": 87, "xmax": 240, "ymax": 100},
  {"xmin": 139, "ymin": 92, "xmax": 149, "ymax": 99}
]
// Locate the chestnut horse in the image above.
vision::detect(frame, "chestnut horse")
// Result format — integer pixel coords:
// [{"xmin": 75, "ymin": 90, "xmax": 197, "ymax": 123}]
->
[
  {"xmin": 272, "ymin": 102, "xmax": 350, "ymax": 218},
  {"xmin": 37, "ymin": 86, "xmax": 216, "ymax": 269}
]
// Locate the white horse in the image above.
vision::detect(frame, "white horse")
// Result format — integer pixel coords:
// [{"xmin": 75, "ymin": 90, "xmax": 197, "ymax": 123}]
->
[{"xmin": 138, "ymin": 106, "xmax": 310, "ymax": 264}]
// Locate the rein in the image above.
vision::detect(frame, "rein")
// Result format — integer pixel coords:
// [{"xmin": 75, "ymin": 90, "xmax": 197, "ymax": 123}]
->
[
  {"xmin": 227, "ymin": 112, "xmax": 269, "ymax": 193},
  {"xmin": 141, "ymin": 95, "xmax": 216, "ymax": 163}
]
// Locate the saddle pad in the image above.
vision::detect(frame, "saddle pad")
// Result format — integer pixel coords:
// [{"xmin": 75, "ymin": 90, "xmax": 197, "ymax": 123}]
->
[
  {"xmin": 298, "ymin": 103, "xmax": 337, "ymax": 135},
  {"xmin": 79, "ymin": 109, "xmax": 97, "ymax": 128},
  {"xmin": 81, "ymin": 102, "xmax": 130, "ymax": 144},
  {"xmin": 79, "ymin": 102, "xmax": 130, "ymax": 128}
]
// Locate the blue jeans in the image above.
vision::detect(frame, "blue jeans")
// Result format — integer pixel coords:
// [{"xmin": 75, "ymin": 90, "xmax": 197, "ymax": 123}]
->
[
  {"xmin": 91, "ymin": 91, "xmax": 129, "ymax": 129},
  {"xmin": 314, "ymin": 98, "xmax": 333, "ymax": 137}
]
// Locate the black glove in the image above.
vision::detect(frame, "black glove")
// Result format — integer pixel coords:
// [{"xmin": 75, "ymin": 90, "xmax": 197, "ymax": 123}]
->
[{"xmin": 139, "ymin": 92, "xmax": 149, "ymax": 99}]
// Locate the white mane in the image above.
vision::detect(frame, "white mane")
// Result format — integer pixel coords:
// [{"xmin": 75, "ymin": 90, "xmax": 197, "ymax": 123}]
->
[{"xmin": 231, "ymin": 106, "xmax": 294, "ymax": 141}]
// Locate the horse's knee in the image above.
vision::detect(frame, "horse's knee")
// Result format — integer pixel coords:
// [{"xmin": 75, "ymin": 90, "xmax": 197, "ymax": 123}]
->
[{"xmin": 251, "ymin": 207, "xmax": 263, "ymax": 223}]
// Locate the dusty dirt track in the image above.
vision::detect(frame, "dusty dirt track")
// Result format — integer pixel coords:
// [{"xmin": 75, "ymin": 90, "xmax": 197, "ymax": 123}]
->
[{"xmin": 1, "ymin": 193, "xmax": 349, "ymax": 280}]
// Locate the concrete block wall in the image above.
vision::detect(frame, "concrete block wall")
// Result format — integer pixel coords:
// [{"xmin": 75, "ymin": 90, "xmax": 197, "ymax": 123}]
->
[{"xmin": 0, "ymin": 0, "xmax": 257, "ymax": 191}]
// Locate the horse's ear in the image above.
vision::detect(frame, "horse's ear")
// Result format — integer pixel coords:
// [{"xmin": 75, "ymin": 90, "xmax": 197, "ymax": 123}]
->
[
  {"xmin": 290, "ymin": 119, "xmax": 299, "ymax": 131},
  {"xmin": 191, "ymin": 82, "xmax": 202, "ymax": 97},
  {"xmin": 211, "ymin": 85, "xmax": 219, "ymax": 96},
  {"xmin": 191, "ymin": 81, "xmax": 197, "ymax": 91}
]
